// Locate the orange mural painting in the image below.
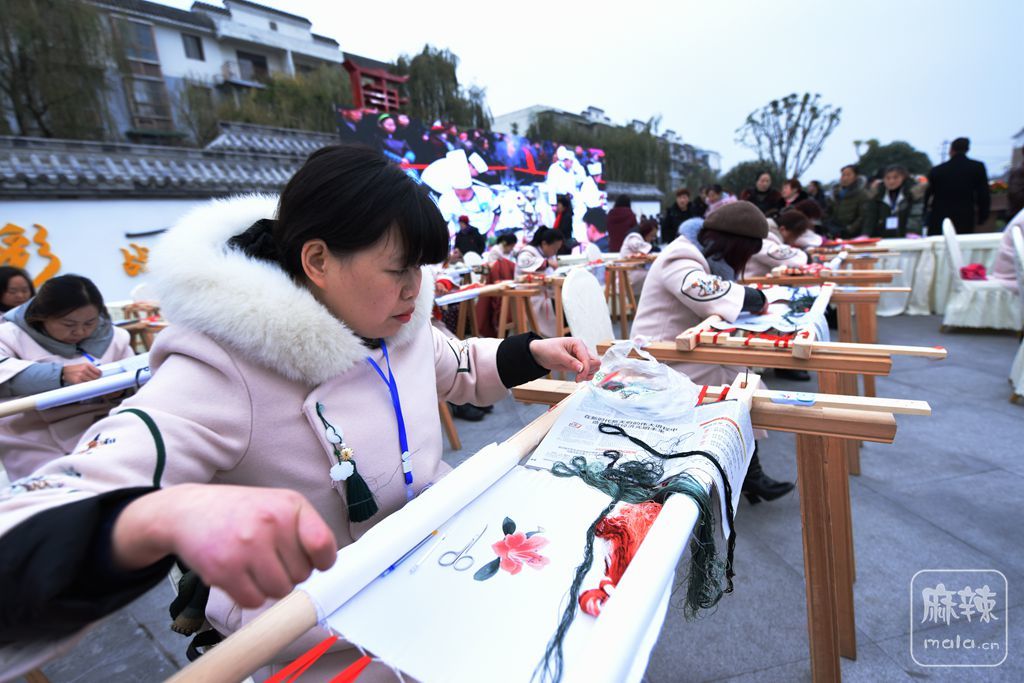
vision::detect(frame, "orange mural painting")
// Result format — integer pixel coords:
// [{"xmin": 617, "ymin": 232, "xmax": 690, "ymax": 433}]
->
[
  {"xmin": 120, "ymin": 242, "xmax": 150, "ymax": 277},
  {"xmin": 1, "ymin": 222, "xmax": 62, "ymax": 286}
]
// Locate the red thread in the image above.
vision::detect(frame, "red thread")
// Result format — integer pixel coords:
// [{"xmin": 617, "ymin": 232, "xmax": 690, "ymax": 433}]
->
[
  {"xmin": 579, "ymin": 502, "xmax": 662, "ymax": 616},
  {"xmin": 718, "ymin": 385, "xmax": 731, "ymax": 402},
  {"xmin": 329, "ymin": 655, "xmax": 374, "ymax": 683},
  {"xmin": 267, "ymin": 636, "xmax": 339, "ymax": 683},
  {"xmin": 696, "ymin": 385, "xmax": 709, "ymax": 405}
]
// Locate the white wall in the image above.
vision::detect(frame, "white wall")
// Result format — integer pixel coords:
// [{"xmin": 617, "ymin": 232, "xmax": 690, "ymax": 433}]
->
[
  {"xmin": 153, "ymin": 24, "xmax": 223, "ymax": 82},
  {"xmin": 1, "ymin": 199, "xmax": 211, "ymax": 302}
]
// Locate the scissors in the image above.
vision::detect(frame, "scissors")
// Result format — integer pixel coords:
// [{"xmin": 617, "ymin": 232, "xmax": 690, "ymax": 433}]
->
[{"xmin": 438, "ymin": 524, "xmax": 488, "ymax": 571}]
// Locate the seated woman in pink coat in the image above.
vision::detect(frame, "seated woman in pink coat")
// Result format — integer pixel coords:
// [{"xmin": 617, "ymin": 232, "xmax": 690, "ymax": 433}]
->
[
  {"xmin": 618, "ymin": 218, "xmax": 659, "ymax": 294},
  {"xmin": 631, "ymin": 201, "xmax": 794, "ymax": 505},
  {"xmin": 0, "ymin": 274, "xmax": 134, "ymax": 480},
  {"xmin": 0, "ymin": 266, "xmax": 35, "ymax": 316},
  {"xmin": 0, "ymin": 146, "xmax": 599, "ymax": 679},
  {"xmin": 744, "ymin": 211, "xmax": 812, "ymax": 278},
  {"xmin": 515, "ymin": 227, "xmax": 564, "ymax": 337}
]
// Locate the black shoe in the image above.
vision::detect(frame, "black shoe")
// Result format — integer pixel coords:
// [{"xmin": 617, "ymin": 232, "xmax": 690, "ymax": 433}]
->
[
  {"xmin": 450, "ymin": 403, "xmax": 486, "ymax": 422},
  {"xmin": 774, "ymin": 368, "xmax": 812, "ymax": 381},
  {"xmin": 825, "ymin": 305, "xmax": 838, "ymax": 330},
  {"xmin": 742, "ymin": 448, "xmax": 795, "ymax": 504},
  {"xmin": 473, "ymin": 404, "xmax": 494, "ymax": 413}
]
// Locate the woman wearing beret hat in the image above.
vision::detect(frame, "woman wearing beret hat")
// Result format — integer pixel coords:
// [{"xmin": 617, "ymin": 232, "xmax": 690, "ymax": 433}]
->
[{"xmin": 631, "ymin": 201, "xmax": 795, "ymax": 504}]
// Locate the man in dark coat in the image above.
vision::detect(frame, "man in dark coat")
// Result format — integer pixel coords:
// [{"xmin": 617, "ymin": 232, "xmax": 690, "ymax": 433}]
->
[
  {"xmin": 661, "ymin": 188, "xmax": 700, "ymax": 244},
  {"xmin": 925, "ymin": 138, "xmax": 990, "ymax": 234}
]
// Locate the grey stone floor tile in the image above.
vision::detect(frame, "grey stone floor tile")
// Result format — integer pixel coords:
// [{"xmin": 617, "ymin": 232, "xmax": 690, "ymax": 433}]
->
[
  {"xmin": 874, "ymin": 604, "xmax": 1022, "ymax": 681},
  {"xmin": 707, "ymin": 631, "xmax": 912, "ymax": 683},
  {"xmin": 40, "ymin": 611, "xmax": 180, "ymax": 682},
  {"xmin": 643, "ymin": 528, "xmax": 810, "ymax": 681}
]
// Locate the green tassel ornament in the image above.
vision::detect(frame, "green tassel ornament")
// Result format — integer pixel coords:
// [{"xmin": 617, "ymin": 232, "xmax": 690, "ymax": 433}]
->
[{"xmin": 318, "ymin": 403, "xmax": 379, "ymax": 523}]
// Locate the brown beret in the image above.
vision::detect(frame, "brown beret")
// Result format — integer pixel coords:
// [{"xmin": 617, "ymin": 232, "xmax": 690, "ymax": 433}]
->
[{"xmin": 703, "ymin": 200, "xmax": 769, "ymax": 239}]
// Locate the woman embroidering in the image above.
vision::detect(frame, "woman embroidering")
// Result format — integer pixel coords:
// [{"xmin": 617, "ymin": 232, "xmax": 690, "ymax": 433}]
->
[{"xmin": 0, "ymin": 146, "xmax": 599, "ymax": 680}]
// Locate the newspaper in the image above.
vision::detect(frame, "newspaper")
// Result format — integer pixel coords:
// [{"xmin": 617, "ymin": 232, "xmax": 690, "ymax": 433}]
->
[{"xmin": 525, "ymin": 386, "xmax": 754, "ymax": 538}]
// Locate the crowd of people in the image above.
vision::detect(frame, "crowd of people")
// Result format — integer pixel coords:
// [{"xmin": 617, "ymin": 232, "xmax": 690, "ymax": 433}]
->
[{"xmin": 0, "ymin": 133, "xmax": 1020, "ymax": 681}]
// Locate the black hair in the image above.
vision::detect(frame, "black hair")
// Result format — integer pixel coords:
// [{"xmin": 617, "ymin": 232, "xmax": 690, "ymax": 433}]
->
[
  {"xmin": 530, "ymin": 227, "xmax": 564, "ymax": 248},
  {"xmin": 951, "ymin": 137, "xmax": 970, "ymax": 154},
  {"xmin": 791, "ymin": 198, "xmax": 823, "ymax": 220},
  {"xmin": 841, "ymin": 164, "xmax": 859, "ymax": 175},
  {"xmin": 757, "ymin": 171, "xmax": 773, "ymax": 182},
  {"xmin": 636, "ymin": 218, "xmax": 659, "ymax": 240},
  {"xmin": 709, "ymin": 184, "xmax": 724, "ymax": 195},
  {"xmin": 697, "ymin": 228, "xmax": 762, "ymax": 274},
  {"xmin": 884, "ymin": 164, "xmax": 909, "ymax": 177},
  {"xmin": 495, "ymin": 232, "xmax": 518, "ymax": 247},
  {"xmin": 556, "ymin": 195, "xmax": 572, "ymax": 210},
  {"xmin": 614, "ymin": 194, "xmax": 632, "ymax": 208},
  {"xmin": 0, "ymin": 266, "xmax": 35, "ymax": 313},
  {"xmin": 777, "ymin": 210, "xmax": 811, "ymax": 237},
  {"xmin": 24, "ymin": 275, "xmax": 107, "ymax": 327},
  {"xmin": 229, "ymin": 145, "xmax": 448, "ymax": 281}
]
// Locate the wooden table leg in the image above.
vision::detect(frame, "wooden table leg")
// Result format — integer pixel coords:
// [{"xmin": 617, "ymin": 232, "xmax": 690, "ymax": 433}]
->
[
  {"xmin": 837, "ymin": 372, "xmax": 862, "ymax": 476},
  {"xmin": 513, "ymin": 297, "xmax": 527, "ymax": 335},
  {"xmin": 836, "ymin": 301, "xmax": 854, "ymax": 344},
  {"xmin": 437, "ymin": 401, "xmax": 460, "ymax": 450},
  {"xmin": 795, "ymin": 433, "xmax": 842, "ymax": 681},
  {"xmin": 456, "ymin": 301, "xmax": 469, "ymax": 339},
  {"xmin": 854, "ymin": 301, "xmax": 877, "ymax": 398},
  {"xmin": 523, "ymin": 296, "xmax": 541, "ymax": 335},
  {"xmin": 496, "ymin": 295, "xmax": 510, "ymax": 338},
  {"xmin": 818, "ymin": 372, "xmax": 858, "ymax": 661},
  {"xmin": 617, "ymin": 270, "xmax": 630, "ymax": 339},
  {"xmin": 554, "ymin": 280, "xmax": 566, "ymax": 337}
]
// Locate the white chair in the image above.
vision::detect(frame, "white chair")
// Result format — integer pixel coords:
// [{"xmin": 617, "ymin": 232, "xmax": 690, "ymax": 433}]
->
[
  {"xmin": 940, "ymin": 219, "xmax": 1022, "ymax": 331},
  {"xmin": 562, "ymin": 268, "xmax": 614, "ymax": 353},
  {"xmin": 1009, "ymin": 226, "xmax": 1024, "ymax": 402}
]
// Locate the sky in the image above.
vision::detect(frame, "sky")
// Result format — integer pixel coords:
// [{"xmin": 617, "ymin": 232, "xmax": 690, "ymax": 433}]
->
[{"xmin": 165, "ymin": 0, "xmax": 1023, "ymax": 182}]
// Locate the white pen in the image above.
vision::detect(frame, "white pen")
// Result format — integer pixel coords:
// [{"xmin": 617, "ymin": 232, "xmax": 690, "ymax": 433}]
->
[{"xmin": 410, "ymin": 533, "xmax": 446, "ymax": 574}]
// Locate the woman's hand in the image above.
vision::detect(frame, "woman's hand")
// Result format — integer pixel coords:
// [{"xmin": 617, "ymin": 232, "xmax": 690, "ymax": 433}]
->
[
  {"xmin": 529, "ymin": 337, "xmax": 601, "ymax": 382},
  {"xmin": 62, "ymin": 362, "xmax": 102, "ymax": 385},
  {"xmin": 112, "ymin": 484, "xmax": 338, "ymax": 608}
]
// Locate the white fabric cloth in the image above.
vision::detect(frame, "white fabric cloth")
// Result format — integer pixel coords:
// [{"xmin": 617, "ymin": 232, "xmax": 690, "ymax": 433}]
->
[
  {"xmin": 872, "ymin": 233, "xmax": 1011, "ymax": 318},
  {"xmin": 940, "ymin": 220, "xmax": 1021, "ymax": 331},
  {"xmin": 561, "ymin": 269, "xmax": 614, "ymax": 353}
]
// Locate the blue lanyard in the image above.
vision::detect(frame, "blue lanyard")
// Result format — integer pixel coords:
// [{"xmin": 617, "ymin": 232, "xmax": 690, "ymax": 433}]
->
[{"xmin": 365, "ymin": 340, "xmax": 413, "ymax": 501}]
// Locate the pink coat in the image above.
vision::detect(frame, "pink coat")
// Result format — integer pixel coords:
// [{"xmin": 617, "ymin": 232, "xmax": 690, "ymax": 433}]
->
[
  {"xmin": 990, "ymin": 213, "xmax": 1023, "ymax": 293},
  {"xmin": 619, "ymin": 232, "xmax": 653, "ymax": 293},
  {"xmin": 744, "ymin": 231, "xmax": 808, "ymax": 278},
  {"xmin": 515, "ymin": 244, "xmax": 559, "ymax": 337},
  {"xmin": 630, "ymin": 236, "xmax": 747, "ymax": 387},
  {"xmin": 0, "ymin": 195, "xmax": 512, "ymax": 680},
  {"xmin": 0, "ymin": 322, "xmax": 133, "ymax": 480}
]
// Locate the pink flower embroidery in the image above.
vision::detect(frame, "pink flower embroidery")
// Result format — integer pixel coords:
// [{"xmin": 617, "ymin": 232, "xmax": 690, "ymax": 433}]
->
[{"xmin": 492, "ymin": 531, "xmax": 550, "ymax": 575}]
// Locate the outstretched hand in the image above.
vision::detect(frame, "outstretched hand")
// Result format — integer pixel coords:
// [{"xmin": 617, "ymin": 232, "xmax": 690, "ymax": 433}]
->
[
  {"xmin": 529, "ymin": 337, "xmax": 601, "ymax": 382},
  {"xmin": 112, "ymin": 484, "xmax": 338, "ymax": 608}
]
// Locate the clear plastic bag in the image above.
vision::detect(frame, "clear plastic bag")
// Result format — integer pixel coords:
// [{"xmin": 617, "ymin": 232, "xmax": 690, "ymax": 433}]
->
[{"xmin": 587, "ymin": 340, "xmax": 698, "ymax": 421}]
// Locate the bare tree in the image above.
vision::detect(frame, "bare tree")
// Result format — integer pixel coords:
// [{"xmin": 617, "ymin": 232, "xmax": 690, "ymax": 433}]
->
[{"xmin": 735, "ymin": 93, "xmax": 841, "ymax": 179}]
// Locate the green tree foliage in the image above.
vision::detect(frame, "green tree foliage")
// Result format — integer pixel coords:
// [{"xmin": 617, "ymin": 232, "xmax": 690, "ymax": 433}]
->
[
  {"xmin": 527, "ymin": 112, "xmax": 671, "ymax": 189},
  {"xmin": 720, "ymin": 160, "xmax": 786, "ymax": 195},
  {"xmin": 855, "ymin": 139, "xmax": 932, "ymax": 178},
  {"xmin": 222, "ymin": 66, "xmax": 352, "ymax": 133},
  {"xmin": 0, "ymin": 0, "xmax": 111, "ymax": 139},
  {"xmin": 395, "ymin": 46, "xmax": 491, "ymax": 129},
  {"xmin": 736, "ymin": 93, "xmax": 841, "ymax": 179},
  {"xmin": 680, "ymin": 164, "xmax": 719, "ymax": 196}
]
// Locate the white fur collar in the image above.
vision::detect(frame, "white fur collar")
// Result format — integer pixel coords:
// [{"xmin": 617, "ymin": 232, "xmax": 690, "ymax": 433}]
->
[{"xmin": 150, "ymin": 194, "xmax": 434, "ymax": 386}]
